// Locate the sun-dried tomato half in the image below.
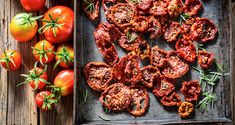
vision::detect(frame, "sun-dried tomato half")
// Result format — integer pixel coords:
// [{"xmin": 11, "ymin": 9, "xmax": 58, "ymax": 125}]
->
[
  {"xmin": 136, "ymin": 40, "xmax": 151, "ymax": 60},
  {"xmin": 107, "ymin": 3, "xmax": 136, "ymax": 30},
  {"xmin": 99, "ymin": 83, "xmax": 132, "ymax": 111},
  {"xmin": 175, "ymin": 38, "xmax": 196, "ymax": 63},
  {"xmin": 198, "ymin": 50, "xmax": 215, "ymax": 69},
  {"xmin": 161, "ymin": 92, "xmax": 181, "ymax": 107},
  {"xmin": 126, "ymin": 0, "xmax": 152, "ymax": 12},
  {"xmin": 151, "ymin": 45, "xmax": 168, "ymax": 68},
  {"xmin": 83, "ymin": 0, "xmax": 100, "ymax": 20},
  {"xmin": 164, "ymin": 22, "xmax": 182, "ymax": 43},
  {"xmin": 94, "ymin": 23, "xmax": 121, "ymax": 65},
  {"xmin": 180, "ymin": 80, "xmax": 201, "ymax": 102},
  {"xmin": 150, "ymin": 0, "xmax": 169, "ymax": 16},
  {"xmin": 113, "ymin": 52, "xmax": 142, "ymax": 84},
  {"xmin": 162, "ymin": 51, "xmax": 189, "ymax": 79},
  {"xmin": 178, "ymin": 102, "xmax": 194, "ymax": 118},
  {"xmin": 84, "ymin": 62, "xmax": 113, "ymax": 91},
  {"xmin": 167, "ymin": 0, "xmax": 183, "ymax": 17},
  {"xmin": 181, "ymin": 18, "xmax": 196, "ymax": 37},
  {"xmin": 183, "ymin": 0, "xmax": 203, "ymax": 16},
  {"xmin": 127, "ymin": 85, "xmax": 149, "ymax": 116},
  {"xmin": 153, "ymin": 77, "xmax": 175, "ymax": 98},
  {"xmin": 131, "ymin": 16, "xmax": 149, "ymax": 32},
  {"xmin": 191, "ymin": 18, "xmax": 218, "ymax": 42},
  {"xmin": 141, "ymin": 65, "xmax": 161, "ymax": 88},
  {"xmin": 147, "ymin": 16, "xmax": 162, "ymax": 39},
  {"xmin": 118, "ymin": 30, "xmax": 143, "ymax": 51}
]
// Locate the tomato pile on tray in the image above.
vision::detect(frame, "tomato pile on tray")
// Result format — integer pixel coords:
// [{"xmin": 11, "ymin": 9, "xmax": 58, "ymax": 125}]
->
[
  {"xmin": 83, "ymin": 0, "xmax": 222, "ymax": 118},
  {"xmin": 0, "ymin": 0, "xmax": 74, "ymax": 111}
]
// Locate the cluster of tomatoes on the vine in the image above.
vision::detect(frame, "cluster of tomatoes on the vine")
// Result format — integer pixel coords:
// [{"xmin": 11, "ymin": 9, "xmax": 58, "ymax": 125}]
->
[{"xmin": 0, "ymin": 0, "xmax": 74, "ymax": 111}]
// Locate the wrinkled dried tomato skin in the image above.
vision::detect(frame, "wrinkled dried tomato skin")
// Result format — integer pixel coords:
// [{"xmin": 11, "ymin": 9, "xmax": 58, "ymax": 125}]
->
[
  {"xmin": 131, "ymin": 16, "xmax": 149, "ymax": 32},
  {"xmin": 141, "ymin": 65, "xmax": 161, "ymax": 88},
  {"xmin": 150, "ymin": 0, "xmax": 169, "ymax": 16},
  {"xmin": 191, "ymin": 18, "xmax": 218, "ymax": 42},
  {"xmin": 162, "ymin": 51, "xmax": 189, "ymax": 79},
  {"xmin": 118, "ymin": 30, "xmax": 142, "ymax": 51},
  {"xmin": 180, "ymin": 80, "xmax": 201, "ymax": 102},
  {"xmin": 127, "ymin": 85, "xmax": 149, "ymax": 116},
  {"xmin": 198, "ymin": 50, "xmax": 215, "ymax": 69},
  {"xmin": 164, "ymin": 22, "xmax": 182, "ymax": 43},
  {"xmin": 147, "ymin": 16, "xmax": 162, "ymax": 39},
  {"xmin": 167, "ymin": 0, "xmax": 183, "ymax": 17},
  {"xmin": 126, "ymin": 0, "xmax": 152, "ymax": 12},
  {"xmin": 175, "ymin": 38, "xmax": 197, "ymax": 63},
  {"xmin": 83, "ymin": 0, "xmax": 100, "ymax": 20},
  {"xmin": 178, "ymin": 102, "xmax": 194, "ymax": 118},
  {"xmin": 113, "ymin": 52, "xmax": 142, "ymax": 84},
  {"xmin": 94, "ymin": 23, "xmax": 121, "ymax": 65},
  {"xmin": 84, "ymin": 62, "xmax": 113, "ymax": 91},
  {"xmin": 99, "ymin": 83, "xmax": 132, "ymax": 111},
  {"xmin": 153, "ymin": 77, "xmax": 175, "ymax": 98},
  {"xmin": 181, "ymin": 18, "xmax": 196, "ymax": 37},
  {"xmin": 136, "ymin": 41, "xmax": 151, "ymax": 60},
  {"xmin": 160, "ymin": 92, "xmax": 182, "ymax": 107},
  {"xmin": 183, "ymin": 0, "xmax": 203, "ymax": 16},
  {"xmin": 151, "ymin": 45, "xmax": 168, "ymax": 68}
]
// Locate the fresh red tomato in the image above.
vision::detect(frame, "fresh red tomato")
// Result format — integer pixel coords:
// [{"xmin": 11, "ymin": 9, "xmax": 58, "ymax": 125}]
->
[
  {"xmin": 32, "ymin": 40, "xmax": 55, "ymax": 64},
  {"xmin": 19, "ymin": 62, "xmax": 50, "ymax": 90},
  {"xmin": 53, "ymin": 69, "xmax": 74, "ymax": 96},
  {"xmin": 54, "ymin": 44, "xmax": 74, "ymax": 69},
  {"xmin": 10, "ymin": 13, "xmax": 42, "ymax": 42},
  {"xmin": 35, "ymin": 91, "xmax": 58, "ymax": 111},
  {"xmin": 39, "ymin": 6, "xmax": 74, "ymax": 43},
  {"xmin": 0, "ymin": 50, "xmax": 22, "ymax": 71},
  {"xmin": 20, "ymin": 0, "xmax": 46, "ymax": 12}
]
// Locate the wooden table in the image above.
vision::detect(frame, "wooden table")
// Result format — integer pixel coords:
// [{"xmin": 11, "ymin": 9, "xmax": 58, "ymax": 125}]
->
[{"xmin": 0, "ymin": 0, "xmax": 234, "ymax": 125}]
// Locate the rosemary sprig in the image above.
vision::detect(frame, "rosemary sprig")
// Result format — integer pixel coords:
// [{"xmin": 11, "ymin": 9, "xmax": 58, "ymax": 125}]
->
[
  {"xmin": 84, "ymin": 0, "xmax": 95, "ymax": 12},
  {"xmin": 196, "ymin": 92, "xmax": 217, "ymax": 112},
  {"xmin": 129, "ymin": 0, "xmax": 140, "ymax": 4},
  {"xmin": 126, "ymin": 31, "xmax": 138, "ymax": 43},
  {"xmin": 82, "ymin": 89, "xmax": 88, "ymax": 103},
  {"xmin": 98, "ymin": 115, "xmax": 111, "ymax": 121},
  {"xmin": 179, "ymin": 13, "xmax": 190, "ymax": 25}
]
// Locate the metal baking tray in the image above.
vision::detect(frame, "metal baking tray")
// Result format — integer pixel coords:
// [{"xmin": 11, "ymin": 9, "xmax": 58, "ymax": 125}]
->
[{"xmin": 73, "ymin": 0, "xmax": 233, "ymax": 124}]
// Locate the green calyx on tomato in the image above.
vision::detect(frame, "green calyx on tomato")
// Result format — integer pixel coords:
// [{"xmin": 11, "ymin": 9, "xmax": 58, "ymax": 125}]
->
[
  {"xmin": 18, "ymin": 62, "xmax": 51, "ymax": 90},
  {"xmin": 32, "ymin": 41, "xmax": 54, "ymax": 65},
  {"xmin": 0, "ymin": 50, "xmax": 17, "ymax": 70},
  {"xmin": 17, "ymin": 13, "xmax": 43, "ymax": 25},
  {"xmin": 38, "ymin": 14, "xmax": 65, "ymax": 37},
  {"xmin": 53, "ymin": 45, "xmax": 74, "ymax": 70},
  {"xmin": 41, "ymin": 93, "xmax": 58, "ymax": 110}
]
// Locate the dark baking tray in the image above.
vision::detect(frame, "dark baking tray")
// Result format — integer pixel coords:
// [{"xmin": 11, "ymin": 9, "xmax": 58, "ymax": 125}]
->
[{"xmin": 73, "ymin": 0, "xmax": 233, "ymax": 124}]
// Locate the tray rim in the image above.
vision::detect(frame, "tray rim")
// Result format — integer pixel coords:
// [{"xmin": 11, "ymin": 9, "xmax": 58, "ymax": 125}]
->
[{"xmin": 73, "ymin": 0, "xmax": 234, "ymax": 124}]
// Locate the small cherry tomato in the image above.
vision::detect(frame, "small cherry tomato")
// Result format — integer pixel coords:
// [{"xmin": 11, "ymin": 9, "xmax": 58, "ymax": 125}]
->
[
  {"xmin": 32, "ymin": 40, "xmax": 55, "ymax": 65},
  {"xmin": 19, "ymin": 62, "xmax": 50, "ymax": 90},
  {"xmin": 0, "ymin": 50, "xmax": 22, "ymax": 71},
  {"xmin": 35, "ymin": 91, "xmax": 58, "ymax": 111},
  {"xmin": 53, "ymin": 69, "xmax": 74, "ymax": 96},
  {"xmin": 10, "ymin": 13, "xmax": 42, "ymax": 42},
  {"xmin": 54, "ymin": 44, "xmax": 74, "ymax": 69},
  {"xmin": 20, "ymin": 0, "xmax": 46, "ymax": 12}
]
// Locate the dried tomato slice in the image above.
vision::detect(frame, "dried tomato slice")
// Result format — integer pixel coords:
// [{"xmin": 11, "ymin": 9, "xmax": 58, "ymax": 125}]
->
[
  {"xmin": 162, "ymin": 51, "xmax": 189, "ymax": 79},
  {"xmin": 94, "ymin": 23, "xmax": 121, "ymax": 65},
  {"xmin": 99, "ymin": 83, "xmax": 132, "ymax": 111},
  {"xmin": 113, "ymin": 52, "xmax": 142, "ymax": 84},
  {"xmin": 118, "ymin": 30, "xmax": 143, "ymax": 51},
  {"xmin": 164, "ymin": 22, "xmax": 182, "ymax": 43},
  {"xmin": 149, "ymin": 0, "xmax": 169, "ymax": 16},
  {"xmin": 83, "ymin": 0, "xmax": 100, "ymax": 20},
  {"xmin": 127, "ymin": 85, "xmax": 149, "ymax": 116},
  {"xmin": 183, "ymin": 0, "xmax": 203, "ymax": 16},
  {"xmin": 191, "ymin": 18, "xmax": 218, "ymax": 42},
  {"xmin": 84, "ymin": 62, "xmax": 113, "ymax": 91},
  {"xmin": 161, "ymin": 92, "xmax": 181, "ymax": 107},
  {"xmin": 151, "ymin": 45, "xmax": 168, "ymax": 68},
  {"xmin": 107, "ymin": 3, "xmax": 136, "ymax": 30},
  {"xmin": 136, "ymin": 40, "xmax": 151, "ymax": 60},
  {"xmin": 152, "ymin": 77, "xmax": 175, "ymax": 98},
  {"xmin": 147, "ymin": 16, "xmax": 162, "ymax": 39},
  {"xmin": 175, "ymin": 38, "xmax": 196, "ymax": 63},
  {"xmin": 167, "ymin": 0, "xmax": 183, "ymax": 17},
  {"xmin": 181, "ymin": 18, "xmax": 196, "ymax": 37},
  {"xmin": 198, "ymin": 50, "xmax": 215, "ymax": 69},
  {"xmin": 126, "ymin": 0, "xmax": 152, "ymax": 12},
  {"xmin": 141, "ymin": 65, "xmax": 161, "ymax": 88},
  {"xmin": 178, "ymin": 102, "xmax": 194, "ymax": 118},
  {"xmin": 180, "ymin": 80, "xmax": 201, "ymax": 102},
  {"xmin": 131, "ymin": 16, "xmax": 149, "ymax": 32}
]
